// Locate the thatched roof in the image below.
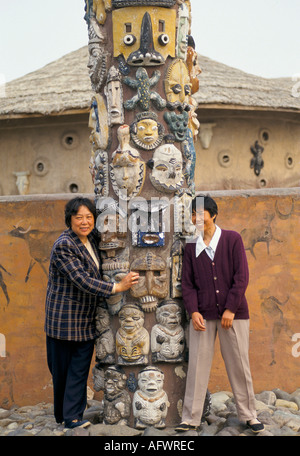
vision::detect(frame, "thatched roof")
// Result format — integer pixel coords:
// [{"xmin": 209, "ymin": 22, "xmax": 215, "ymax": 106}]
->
[
  {"xmin": 194, "ymin": 55, "xmax": 300, "ymax": 112},
  {"xmin": 0, "ymin": 46, "xmax": 299, "ymax": 119},
  {"xmin": 0, "ymin": 47, "xmax": 92, "ymax": 118}
]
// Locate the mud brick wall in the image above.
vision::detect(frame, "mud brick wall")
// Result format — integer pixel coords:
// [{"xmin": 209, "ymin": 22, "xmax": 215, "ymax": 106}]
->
[{"xmin": 0, "ymin": 189, "xmax": 299, "ymax": 423}]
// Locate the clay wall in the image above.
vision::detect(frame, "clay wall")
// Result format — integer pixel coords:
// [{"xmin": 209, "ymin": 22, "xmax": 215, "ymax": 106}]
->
[{"xmin": 0, "ymin": 190, "xmax": 299, "ymax": 421}]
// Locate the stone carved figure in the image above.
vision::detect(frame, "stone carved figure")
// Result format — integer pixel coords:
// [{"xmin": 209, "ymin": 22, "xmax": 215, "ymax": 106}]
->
[
  {"xmin": 104, "ymin": 66, "xmax": 124, "ymax": 126},
  {"xmin": 116, "ymin": 303, "xmax": 150, "ymax": 365},
  {"xmin": 133, "ymin": 366, "xmax": 169, "ymax": 429},
  {"xmin": 148, "ymin": 138, "xmax": 184, "ymax": 193},
  {"xmin": 123, "ymin": 67, "xmax": 166, "ymax": 111},
  {"xmin": 101, "ymin": 248, "xmax": 130, "ymax": 315},
  {"xmin": 95, "ymin": 305, "xmax": 115, "ymax": 364},
  {"xmin": 110, "ymin": 125, "xmax": 146, "ymax": 199},
  {"xmin": 130, "ymin": 252, "xmax": 168, "ymax": 312},
  {"xmin": 130, "ymin": 112, "xmax": 165, "ymax": 150},
  {"xmin": 102, "ymin": 366, "xmax": 131, "ymax": 425},
  {"xmin": 151, "ymin": 299, "xmax": 185, "ymax": 363}
]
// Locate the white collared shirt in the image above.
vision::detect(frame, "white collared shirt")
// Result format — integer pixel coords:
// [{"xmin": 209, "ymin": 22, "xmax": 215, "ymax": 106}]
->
[{"xmin": 195, "ymin": 225, "xmax": 222, "ymax": 260}]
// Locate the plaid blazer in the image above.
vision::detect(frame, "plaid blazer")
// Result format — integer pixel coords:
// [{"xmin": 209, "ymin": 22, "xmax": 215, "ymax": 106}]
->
[{"xmin": 45, "ymin": 229, "xmax": 113, "ymax": 341}]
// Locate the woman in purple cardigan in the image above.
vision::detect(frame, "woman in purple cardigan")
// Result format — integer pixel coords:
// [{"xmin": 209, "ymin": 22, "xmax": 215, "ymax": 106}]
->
[{"xmin": 176, "ymin": 196, "xmax": 264, "ymax": 433}]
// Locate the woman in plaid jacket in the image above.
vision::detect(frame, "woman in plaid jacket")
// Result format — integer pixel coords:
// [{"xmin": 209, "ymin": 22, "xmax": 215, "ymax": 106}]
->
[{"xmin": 45, "ymin": 197, "xmax": 138, "ymax": 430}]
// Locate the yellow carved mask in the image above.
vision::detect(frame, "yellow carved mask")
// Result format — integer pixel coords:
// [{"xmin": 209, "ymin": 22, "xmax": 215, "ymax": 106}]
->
[{"xmin": 112, "ymin": 6, "xmax": 176, "ymax": 65}]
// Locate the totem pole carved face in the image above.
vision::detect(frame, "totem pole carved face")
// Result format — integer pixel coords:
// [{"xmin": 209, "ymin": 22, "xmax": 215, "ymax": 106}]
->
[
  {"xmin": 109, "ymin": 125, "xmax": 145, "ymax": 199},
  {"xmin": 130, "ymin": 252, "xmax": 168, "ymax": 312},
  {"xmin": 130, "ymin": 112, "xmax": 164, "ymax": 150},
  {"xmin": 148, "ymin": 142, "xmax": 184, "ymax": 193},
  {"xmin": 112, "ymin": 6, "xmax": 176, "ymax": 66},
  {"xmin": 104, "ymin": 66, "xmax": 124, "ymax": 126},
  {"xmin": 164, "ymin": 59, "xmax": 191, "ymax": 108}
]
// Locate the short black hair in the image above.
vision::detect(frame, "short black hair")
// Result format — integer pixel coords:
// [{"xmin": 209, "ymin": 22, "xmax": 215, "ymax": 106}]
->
[
  {"xmin": 65, "ymin": 197, "xmax": 96, "ymax": 228},
  {"xmin": 192, "ymin": 195, "xmax": 218, "ymax": 220}
]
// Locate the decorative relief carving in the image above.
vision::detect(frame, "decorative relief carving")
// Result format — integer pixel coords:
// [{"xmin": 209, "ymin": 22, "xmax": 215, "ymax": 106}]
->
[
  {"xmin": 133, "ymin": 366, "xmax": 169, "ymax": 429},
  {"xmin": 87, "ymin": 14, "xmax": 108, "ymax": 92},
  {"xmin": 176, "ymin": 3, "xmax": 189, "ymax": 59},
  {"xmin": 148, "ymin": 138, "xmax": 184, "ymax": 193},
  {"xmin": 164, "ymin": 59, "xmax": 191, "ymax": 110},
  {"xmin": 123, "ymin": 67, "xmax": 166, "ymax": 111},
  {"xmin": 116, "ymin": 303, "xmax": 150, "ymax": 365},
  {"xmin": 130, "ymin": 252, "xmax": 168, "ymax": 312},
  {"xmin": 182, "ymin": 128, "xmax": 196, "ymax": 195},
  {"xmin": 164, "ymin": 110, "xmax": 189, "ymax": 142},
  {"xmin": 105, "ymin": 66, "xmax": 124, "ymax": 126},
  {"xmin": 112, "ymin": 7, "xmax": 176, "ymax": 66},
  {"xmin": 250, "ymin": 140, "xmax": 264, "ymax": 176},
  {"xmin": 130, "ymin": 112, "xmax": 164, "ymax": 150},
  {"xmin": 102, "ymin": 366, "xmax": 131, "ymax": 425},
  {"xmin": 151, "ymin": 299, "xmax": 185, "ymax": 363},
  {"xmin": 170, "ymin": 234, "xmax": 184, "ymax": 298},
  {"xmin": 101, "ymin": 248, "xmax": 130, "ymax": 315},
  {"xmin": 174, "ymin": 190, "xmax": 196, "ymax": 237},
  {"xmin": 95, "ymin": 304, "xmax": 115, "ymax": 364},
  {"xmin": 89, "ymin": 94, "xmax": 109, "ymax": 151},
  {"xmin": 110, "ymin": 125, "xmax": 145, "ymax": 199}
]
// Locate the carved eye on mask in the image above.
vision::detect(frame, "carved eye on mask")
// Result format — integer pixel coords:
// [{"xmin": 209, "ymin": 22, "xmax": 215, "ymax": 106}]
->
[
  {"xmin": 184, "ymin": 84, "xmax": 191, "ymax": 96},
  {"xmin": 158, "ymin": 34, "xmax": 169, "ymax": 46},
  {"xmin": 171, "ymin": 84, "xmax": 182, "ymax": 94},
  {"xmin": 123, "ymin": 34, "xmax": 137, "ymax": 46}
]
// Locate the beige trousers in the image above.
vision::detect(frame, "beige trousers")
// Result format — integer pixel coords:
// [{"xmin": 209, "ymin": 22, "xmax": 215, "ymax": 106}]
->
[{"xmin": 182, "ymin": 319, "xmax": 257, "ymax": 425}]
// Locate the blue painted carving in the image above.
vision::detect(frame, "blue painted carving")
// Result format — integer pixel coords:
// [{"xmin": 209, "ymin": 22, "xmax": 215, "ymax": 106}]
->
[{"xmin": 124, "ymin": 67, "xmax": 166, "ymax": 111}]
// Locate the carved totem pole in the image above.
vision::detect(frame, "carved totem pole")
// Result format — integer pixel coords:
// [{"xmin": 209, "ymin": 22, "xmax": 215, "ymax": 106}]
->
[{"xmin": 85, "ymin": 0, "xmax": 201, "ymax": 427}]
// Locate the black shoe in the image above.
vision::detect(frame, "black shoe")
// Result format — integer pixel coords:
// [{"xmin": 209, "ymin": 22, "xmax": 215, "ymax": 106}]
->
[
  {"xmin": 64, "ymin": 419, "xmax": 90, "ymax": 430},
  {"xmin": 246, "ymin": 420, "xmax": 264, "ymax": 433},
  {"xmin": 175, "ymin": 422, "xmax": 199, "ymax": 432}
]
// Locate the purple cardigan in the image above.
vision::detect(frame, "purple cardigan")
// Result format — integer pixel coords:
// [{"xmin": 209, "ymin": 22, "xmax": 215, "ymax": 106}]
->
[{"xmin": 181, "ymin": 229, "xmax": 249, "ymax": 320}]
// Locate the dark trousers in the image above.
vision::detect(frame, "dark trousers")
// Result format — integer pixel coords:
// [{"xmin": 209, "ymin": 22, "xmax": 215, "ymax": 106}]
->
[{"xmin": 46, "ymin": 336, "xmax": 94, "ymax": 424}]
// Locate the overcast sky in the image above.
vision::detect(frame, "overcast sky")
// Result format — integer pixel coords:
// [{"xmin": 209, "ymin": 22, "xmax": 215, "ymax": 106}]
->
[{"xmin": 0, "ymin": 0, "xmax": 299, "ymax": 83}]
